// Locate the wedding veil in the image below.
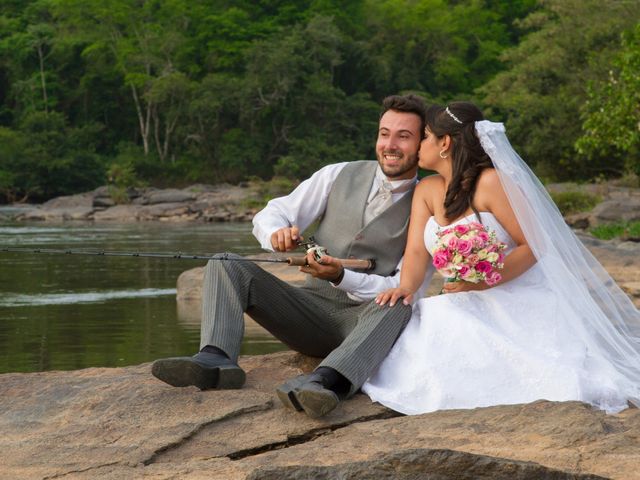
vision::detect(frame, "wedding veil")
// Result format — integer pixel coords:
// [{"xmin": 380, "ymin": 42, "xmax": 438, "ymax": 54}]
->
[{"xmin": 476, "ymin": 121, "xmax": 640, "ymax": 406}]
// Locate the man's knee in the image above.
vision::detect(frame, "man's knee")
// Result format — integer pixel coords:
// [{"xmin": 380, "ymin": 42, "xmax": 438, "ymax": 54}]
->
[
  {"xmin": 360, "ymin": 300, "xmax": 412, "ymax": 327},
  {"xmin": 205, "ymin": 253, "xmax": 253, "ymax": 276}
]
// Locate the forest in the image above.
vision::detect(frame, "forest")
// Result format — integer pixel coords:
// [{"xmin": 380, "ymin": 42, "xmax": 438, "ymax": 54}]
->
[{"xmin": 0, "ymin": 0, "xmax": 638, "ymax": 202}]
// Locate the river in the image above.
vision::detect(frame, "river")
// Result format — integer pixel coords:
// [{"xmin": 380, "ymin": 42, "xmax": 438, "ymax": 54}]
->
[{"xmin": 0, "ymin": 221, "xmax": 287, "ymax": 373}]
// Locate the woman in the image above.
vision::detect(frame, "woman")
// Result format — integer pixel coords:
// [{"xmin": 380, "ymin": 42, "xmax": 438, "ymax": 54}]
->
[{"xmin": 362, "ymin": 102, "xmax": 640, "ymax": 415}]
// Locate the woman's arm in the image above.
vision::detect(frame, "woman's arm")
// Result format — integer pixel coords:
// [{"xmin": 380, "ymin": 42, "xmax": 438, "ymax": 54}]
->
[
  {"xmin": 377, "ymin": 177, "xmax": 435, "ymax": 305},
  {"xmin": 445, "ymin": 169, "xmax": 536, "ymax": 293}
]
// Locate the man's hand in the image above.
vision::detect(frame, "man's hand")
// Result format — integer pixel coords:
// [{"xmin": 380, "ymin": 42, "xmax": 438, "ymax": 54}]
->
[
  {"xmin": 298, "ymin": 252, "xmax": 344, "ymax": 282},
  {"xmin": 375, "ymin": 287, "xmax": 414, "ymax": 307},
  {"xmin": 270, "ymin": 226, "xmax": 303, "ymax": 252}
]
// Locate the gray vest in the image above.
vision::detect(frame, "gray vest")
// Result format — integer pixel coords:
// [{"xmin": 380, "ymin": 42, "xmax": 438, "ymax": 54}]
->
[{"xmin": 314, "ymin": 161, "xmax": 414, "ymax": 276}]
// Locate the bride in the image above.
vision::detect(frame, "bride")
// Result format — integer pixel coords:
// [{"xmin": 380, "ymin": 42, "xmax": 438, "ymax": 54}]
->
[{"xmin": 362, "ymin": 101, "xmax": 640, "ymax": 415}]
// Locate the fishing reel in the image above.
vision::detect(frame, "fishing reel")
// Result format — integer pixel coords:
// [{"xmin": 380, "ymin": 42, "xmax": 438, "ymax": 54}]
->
[{"xmin": 297, "ymin": 236, "xmax": 328, "ymax": 263}]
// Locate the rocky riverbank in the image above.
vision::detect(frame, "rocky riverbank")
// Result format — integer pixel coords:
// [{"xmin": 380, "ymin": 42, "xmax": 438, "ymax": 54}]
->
[
  {"xmin": 2, "ymin": 184, "xmax": 262, "ymax": 223},
  {"xmin": 1, "ymin": 351, "xmax": 638, "ymax": 480},
  {"xmin": 1, "ymin": 180, "xmax": 639, "ymax": 226}
]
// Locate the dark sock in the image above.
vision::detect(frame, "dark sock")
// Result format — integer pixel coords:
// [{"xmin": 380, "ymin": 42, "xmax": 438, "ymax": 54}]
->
[
  {"xmin": 200, "ymin": 345, "xmax": 229, "ymax": 358},
  {"xmin": 314, "ymin": 366, "xmax": 351, "ymax": 395}
]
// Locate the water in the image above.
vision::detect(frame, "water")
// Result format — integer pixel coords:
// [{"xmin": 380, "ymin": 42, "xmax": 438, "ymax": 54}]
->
[{"xmin": 0, "ymin": 221, "xmax": 288, "ymax": 373}]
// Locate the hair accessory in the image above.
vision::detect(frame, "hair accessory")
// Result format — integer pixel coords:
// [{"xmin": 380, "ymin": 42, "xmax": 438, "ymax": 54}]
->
[{"xmin": 445, "ymin": 107, "xmax": 463, "ymax": 125}]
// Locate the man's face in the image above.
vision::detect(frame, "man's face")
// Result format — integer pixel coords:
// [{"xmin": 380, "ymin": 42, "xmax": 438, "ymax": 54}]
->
[{"xmin": 375, "ymin": 110, "xmax": 422, "ymax": 180}]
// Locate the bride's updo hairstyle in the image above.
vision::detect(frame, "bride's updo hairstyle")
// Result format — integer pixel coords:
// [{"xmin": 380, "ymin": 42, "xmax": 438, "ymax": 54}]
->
[{"xmin": 425, "ymin": 101, "xmax": 493, "ymax": 222}]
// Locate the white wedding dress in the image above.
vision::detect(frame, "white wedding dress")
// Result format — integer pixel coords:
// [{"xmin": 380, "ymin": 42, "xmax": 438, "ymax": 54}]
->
[{"xmin": 362, "ymin": 212, "xmax": 637, "ymax": 415}]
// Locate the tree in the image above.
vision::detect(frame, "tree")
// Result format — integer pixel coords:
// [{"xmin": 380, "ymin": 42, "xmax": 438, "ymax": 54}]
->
[
  {"xmin": 576, "ymin": 23, "xmax": 640, "ymax": 176},
  {"xmin": 481, "ymin": 0, "xmax": 640, "ymax": 180}
]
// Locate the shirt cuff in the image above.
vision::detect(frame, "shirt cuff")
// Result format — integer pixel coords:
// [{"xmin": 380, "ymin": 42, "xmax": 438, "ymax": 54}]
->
[{"xmin": 331, "ymin": 268, "xmax": 359, "ymax": 291}]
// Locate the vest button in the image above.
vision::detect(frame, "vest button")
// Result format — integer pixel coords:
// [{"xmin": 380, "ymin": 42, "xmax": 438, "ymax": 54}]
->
[{"xmin": 355, "ymin": 234, "xmax": 363, "ymax": 241}]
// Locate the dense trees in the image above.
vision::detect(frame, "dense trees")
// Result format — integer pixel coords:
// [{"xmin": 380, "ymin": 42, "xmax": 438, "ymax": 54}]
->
[{"xmin": 0, "ymin": 0, "xmax": 637, "ymax": 202}]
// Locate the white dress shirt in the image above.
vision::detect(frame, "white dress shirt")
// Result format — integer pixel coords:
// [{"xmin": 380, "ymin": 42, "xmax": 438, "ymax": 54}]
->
[{"xmin": 252, "ymin": 162, "xmax": 433, "ymax": 302}]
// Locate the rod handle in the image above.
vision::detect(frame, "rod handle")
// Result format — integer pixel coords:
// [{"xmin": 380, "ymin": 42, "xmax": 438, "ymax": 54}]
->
[{"xmin": 286, "ymin": 256, "xmax": 375, "ymax": 271}]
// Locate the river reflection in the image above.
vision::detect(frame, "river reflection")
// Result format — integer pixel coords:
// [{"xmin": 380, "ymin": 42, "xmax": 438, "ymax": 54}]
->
[{"xmin": 0, "ymin": 221, "xmax": 288, "ymax": 373}]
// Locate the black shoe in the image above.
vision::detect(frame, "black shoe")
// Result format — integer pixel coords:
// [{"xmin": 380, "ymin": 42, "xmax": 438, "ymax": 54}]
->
[
  {"xmin": 151, "ymin": 351, "xmax": 246, "ymax": 390},
  {"xmin": 276, "ymin": 374, "xmax": 313, "ymax": 412},
  {"xmin": 276, "ymin": 373, "xmax": 339, "ymax": 418}
]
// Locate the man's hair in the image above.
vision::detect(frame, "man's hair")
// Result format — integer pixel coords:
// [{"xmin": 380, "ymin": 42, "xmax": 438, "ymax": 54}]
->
[{"xmin": 380, "ymin": 94, "xmax": 427, "ymax": 137}]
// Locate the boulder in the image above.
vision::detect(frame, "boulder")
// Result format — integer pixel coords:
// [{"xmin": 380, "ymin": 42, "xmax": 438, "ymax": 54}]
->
[
  {"xmin": 0, "ymin": 352, "xmax": 638, "ymax": 479},
  {"xmin": 146, "ymin": 189, "xmax": 196, "ymax": 205},
  {"xmin": 42, "ymin": 193, "xmax": 93, "ymax": 209},
  {"xmin": 590, "ymin": 198, "xmax": 640, "ymax": 226},
  {"xmin": 92, "ymin": 205, "xmax": 140, "ymax": 222}
]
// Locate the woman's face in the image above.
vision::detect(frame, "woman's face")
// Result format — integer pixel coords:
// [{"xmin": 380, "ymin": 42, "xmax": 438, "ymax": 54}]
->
[{"xmin": 418, "ymin": 127, "xmax": 446, "ymax": 171}]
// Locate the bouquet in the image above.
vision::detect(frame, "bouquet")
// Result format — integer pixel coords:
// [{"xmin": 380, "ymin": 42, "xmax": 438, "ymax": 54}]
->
[{"xmin": 431, "ymin": 221, "xmax": 506, "ymax": 286}]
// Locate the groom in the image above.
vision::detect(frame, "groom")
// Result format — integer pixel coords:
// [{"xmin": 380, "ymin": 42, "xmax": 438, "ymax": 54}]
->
[{"xmin": 152, "ymin": 94, "xmax": 428, "ymax": 417}]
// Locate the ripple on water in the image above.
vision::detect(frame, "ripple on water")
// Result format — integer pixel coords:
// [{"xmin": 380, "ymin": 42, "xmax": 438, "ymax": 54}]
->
[{"xmin": 0, "ymin": 288, "xmax": 177, "ymax": 307}]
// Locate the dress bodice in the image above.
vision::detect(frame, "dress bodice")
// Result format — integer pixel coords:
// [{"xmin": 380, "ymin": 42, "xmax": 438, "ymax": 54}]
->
[{"xmin": 424, "ymin": 212, "xmax": 516, "ymax": 254}]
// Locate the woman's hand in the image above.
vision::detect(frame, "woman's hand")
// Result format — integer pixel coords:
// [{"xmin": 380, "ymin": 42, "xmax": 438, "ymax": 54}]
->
[
  {"xmin": 375, "ymin": 287, "xmax": 415, "ymax": 307},
  {"xmin": 441, "ymin": 280, "xmax": 487, "ymax": 294}
]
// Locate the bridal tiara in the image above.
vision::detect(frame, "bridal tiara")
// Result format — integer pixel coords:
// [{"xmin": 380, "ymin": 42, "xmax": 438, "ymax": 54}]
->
[{"xmin": 445, "ymin": 107, "xmax": 463, "ymax": 125}]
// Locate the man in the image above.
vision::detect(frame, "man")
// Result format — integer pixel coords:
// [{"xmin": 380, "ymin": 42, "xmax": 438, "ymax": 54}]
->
[{"xmin": 152, "ymin": 94, "xmax": 432, "ymax": 418}]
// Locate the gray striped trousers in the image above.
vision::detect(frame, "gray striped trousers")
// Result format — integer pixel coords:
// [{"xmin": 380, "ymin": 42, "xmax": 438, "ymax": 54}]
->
[{"xmin": 200, "ymin": 254, "xmax": 412, "ymax": 396}]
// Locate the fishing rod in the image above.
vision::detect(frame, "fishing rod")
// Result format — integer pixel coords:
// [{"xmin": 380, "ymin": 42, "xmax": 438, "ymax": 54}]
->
[{"xmin": 0, "ymin": 238, "xmax": 376, "ymax": 270}]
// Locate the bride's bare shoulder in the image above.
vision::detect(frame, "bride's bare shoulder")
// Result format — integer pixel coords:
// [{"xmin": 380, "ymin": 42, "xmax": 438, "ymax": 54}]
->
[
  {"xmin": 474, "ymin": 168, "xmax": 504, "ymax": 208},
  {"xmin": 417, "ymin": 174, "xmax": 445, "ymax": 191}
]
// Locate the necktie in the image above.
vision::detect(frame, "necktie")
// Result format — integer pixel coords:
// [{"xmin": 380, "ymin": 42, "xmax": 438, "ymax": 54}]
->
[{"xmin": 363, "ymin": 178, "xmax": 395, "ymax": 225}]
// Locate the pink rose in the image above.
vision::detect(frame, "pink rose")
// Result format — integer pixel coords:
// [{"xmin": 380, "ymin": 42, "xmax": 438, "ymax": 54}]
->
[
  {"xmin": 485, "ymin": 270, "xmax": 502, "ymax": 286},
  {"xmin": 467, "ymin": 253, "xmax": 479, "ymax": 265},
  {"xmin": 468, "ymin": 222, "xmax": 483, "ymax": 230},
  {"xmin": 486, "ymin": 244, "xmax": 497, "ymax": 252},
  {"xmin": 458, "ymin": 265, "xmax": 470, "ymax": 276},
  {"xmin": 432, "ymin": 251, "xmax": 449, "ymax": 269},
  {"xmin": 454, "ymin": 224, "xmax": 470, "ymax": 235},
  {"xmin": 476, "ymin": 260, "xmax": 492, "ymax": 274},
  {"xmin": 498, "ymin": 252, "xmax": 505, "ymax": 263},
  {"xmin": 457, "ymin": 239, "xmax": 473, "ymax": 256},
  {"xmin": 447, "ymin": 236, "xmax": 459, "ymax": 249}
]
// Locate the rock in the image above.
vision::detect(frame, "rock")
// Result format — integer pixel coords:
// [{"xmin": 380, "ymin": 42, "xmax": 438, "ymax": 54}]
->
[
  {"xmin": 247, "ymin": 448, "xmax": 609, "ymax": 480},
  {"xmin": 92, "ymin": 196, "xmax": 115, "ymax": 208},
  {"xmin": 565, "ymin": 212, "xmax": 591, "ymax": 229},
  {"xmin": 137, "ymin": 202, "xmax": 191, "ymax": 220},
  {"xmin": 1, "ymin": 353, "xmax": 638, "ymax": 479},
  {"xmin": 92, "ymin": 204, "xmax": 140, "ymax": 222},
  {"xmin": 146, "ymin": 189, "xmax": 196, "ymax": 205},
  {"xmin": 42, "ymin": 193, "xmax": 94, "ymax": 209},
  {"xmin": 590, "ymin": 198, "xmax": 640, "ymax": 226},
  {"xmin": 15, "ymin": 207, "xmax": 94, "ymax": 221},
  {"xmin": 92, "ymin": 185, "xmax": 111, "ymax": 197}
]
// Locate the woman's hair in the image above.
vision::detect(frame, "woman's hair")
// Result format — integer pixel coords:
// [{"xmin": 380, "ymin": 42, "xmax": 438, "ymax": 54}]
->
[{"xmin": 425, "ymin": 101, "xmax": 493, "ymax": 221}]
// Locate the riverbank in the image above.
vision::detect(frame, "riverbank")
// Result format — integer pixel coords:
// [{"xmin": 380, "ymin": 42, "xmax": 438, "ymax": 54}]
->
[
  {"xmin": 1, "ymin": 350, "xmax": 638, "ymax": 479},
  {"xmin": 1, "ymin": 179, "xmax": 639, "ymax": 228},
  {"xmin": 0, "ymin": 183, "xmax": 264, "ymax": 223}
]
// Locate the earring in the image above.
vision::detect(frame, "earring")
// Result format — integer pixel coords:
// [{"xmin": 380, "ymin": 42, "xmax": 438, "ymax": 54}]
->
[{"xmin": 439, "ymin": 149, "xmax": 448, "ymax": 159}]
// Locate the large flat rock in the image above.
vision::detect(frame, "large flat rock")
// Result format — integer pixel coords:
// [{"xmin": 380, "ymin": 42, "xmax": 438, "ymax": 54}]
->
[{"xmin": 1, "ymin": 351, "xmax": 638, "ymax": 479}]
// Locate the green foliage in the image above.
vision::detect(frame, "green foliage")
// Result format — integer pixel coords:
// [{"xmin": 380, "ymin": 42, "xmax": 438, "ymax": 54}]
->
[
  {"xmin": 481, "ymin": 0, "xmax": 640, "ymax": 180},
  {"xmin": 2, "ymin": 0, "xmax": 636, "ymax": 202},
  {"xmin": 549, "ymin": 190, "xmax": 601, "ymax": 216},
  {"xmin": 576, "ymin": 23, "xmax": 640, "ymax": 176},
  {"xmin": 0, "ymin": 111, "xmax": 105, "ymax": 201},
  {"xmin": 590, "ymin": 221, "xmax": 640, "ymax": 241},
  {"xmin": 242, "ymin": 176, "xmax": 299, "ymax": 209}
]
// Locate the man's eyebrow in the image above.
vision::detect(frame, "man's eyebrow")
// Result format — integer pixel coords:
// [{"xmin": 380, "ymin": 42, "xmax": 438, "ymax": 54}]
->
[{"xmin": 378, "ymin": 128, "xmax": 415, "ymax": 135}]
